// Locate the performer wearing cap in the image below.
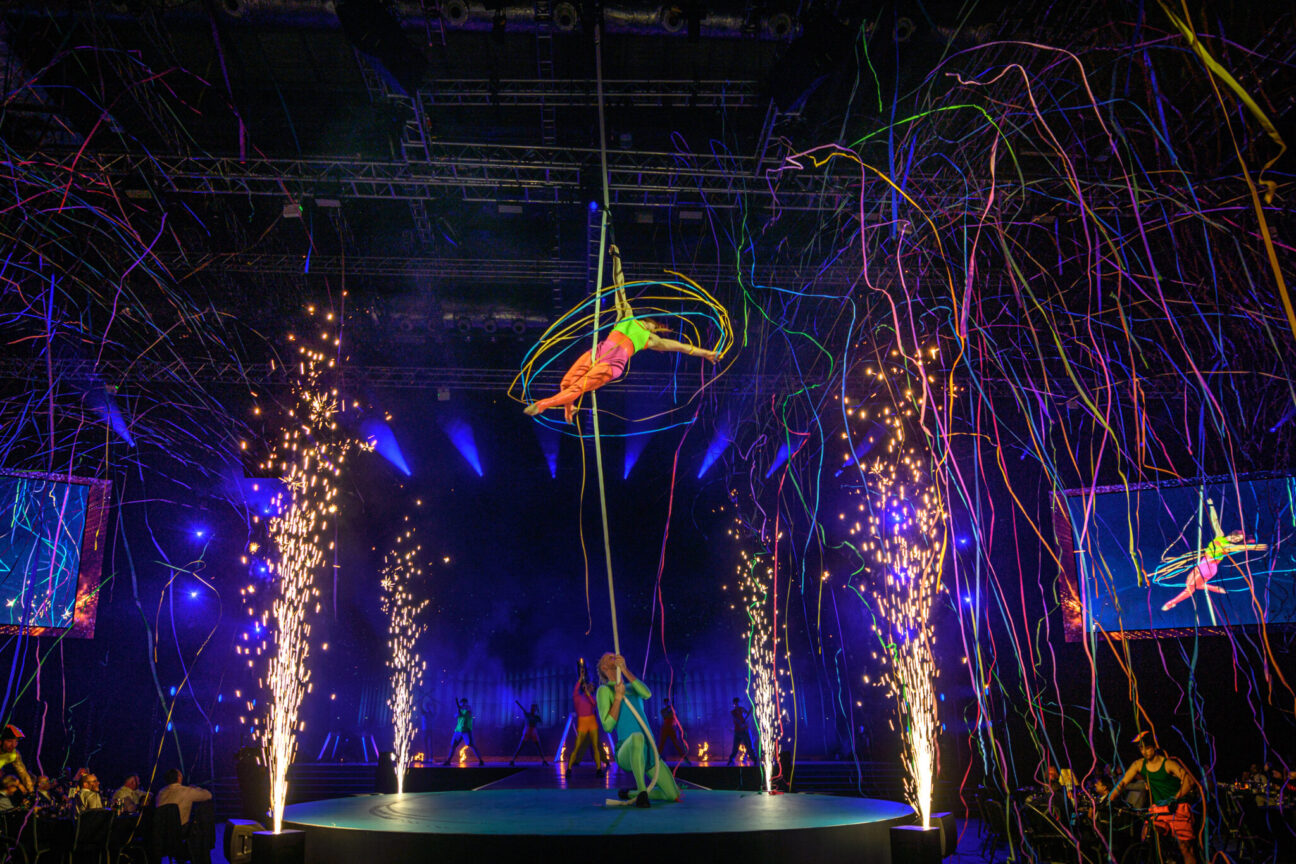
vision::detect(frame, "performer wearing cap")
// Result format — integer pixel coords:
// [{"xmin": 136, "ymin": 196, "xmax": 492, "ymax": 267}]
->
[
  {"xmin": 1106, "ymin": 731, "xmax": 1201, "ymax": 864},
  {"xmin": 0, "ymin": 725, "xmax": 33, "ymax": 795}
]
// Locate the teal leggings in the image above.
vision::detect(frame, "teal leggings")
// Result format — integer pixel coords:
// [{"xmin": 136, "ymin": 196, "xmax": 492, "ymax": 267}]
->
[{"xmin": 616, "ymin": 732, "xmax": 680, "ymax": 801}]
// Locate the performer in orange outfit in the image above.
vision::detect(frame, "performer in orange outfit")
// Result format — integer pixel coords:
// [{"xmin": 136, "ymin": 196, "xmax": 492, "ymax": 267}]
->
[
  {"xmin": 566, "ymin": 670, "xmax": 605, "ymax": 776},
  {"xmin": 524, "ymin": 246, "xmax": 718, "ymax": 422}
]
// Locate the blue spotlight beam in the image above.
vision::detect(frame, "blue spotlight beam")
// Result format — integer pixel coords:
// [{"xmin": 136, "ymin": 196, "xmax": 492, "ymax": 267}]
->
[
  {"xmin": 697, "ymin": 429, "xmax": 730, "ymax": 479},
  {"xmin": 361, "ymin": 419, "xmax": 412, "ymax": 476},
  {"xmin": 441, "ymin": 417, "xmax": 483, "ymax": 476}
]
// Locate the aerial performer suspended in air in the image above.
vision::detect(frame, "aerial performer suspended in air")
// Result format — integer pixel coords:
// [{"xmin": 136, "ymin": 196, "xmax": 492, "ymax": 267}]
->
[
  {"xmin": 1160, "ymin": 498, "xmax": 1268, "ymax": 612},
  {"xmin": 523, "ymin": 245, "xmax": 719, "ymax": 423}
]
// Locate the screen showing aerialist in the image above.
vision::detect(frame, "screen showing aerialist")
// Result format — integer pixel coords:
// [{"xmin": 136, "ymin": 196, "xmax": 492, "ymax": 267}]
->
[
  {"xmin": 1057, "ymin": 476, "xmax": 1296, "ymax": 638},
  {"xmin": 0, "ymin": 472, "xmax": 108, "ymax": 637}
]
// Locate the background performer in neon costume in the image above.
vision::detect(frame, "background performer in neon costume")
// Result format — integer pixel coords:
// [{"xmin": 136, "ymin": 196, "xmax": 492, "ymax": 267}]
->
[
  {"xmin": 1160, "ymin": 498, "xmax": 1267, "ymax": 612},
  {"xmin": 596, "ymin": 652, "xmax": 681, "ymax": 808},
  {"xmin": 524, "ymin": 246, "xmax": 718, "ymax": 422}
]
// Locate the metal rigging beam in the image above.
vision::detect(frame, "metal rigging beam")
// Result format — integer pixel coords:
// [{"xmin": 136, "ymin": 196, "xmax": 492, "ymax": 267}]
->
[
  {"xmin": 79, "ymin": 146, "xmax": 864, "ymax": 211},
  {"xmin": 173, "ymin": 253, "xmax": 865, "ymax": 287},
  {"xmin": 0, "ymin": 357, "xmax": 769, "ymax": 395}
]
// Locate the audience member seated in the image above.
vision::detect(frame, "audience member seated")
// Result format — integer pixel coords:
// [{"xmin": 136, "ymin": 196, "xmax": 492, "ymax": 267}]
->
[
  {"xmin": 1253, "ymin": 763, "xmax": 1279, "ymax": 806},
  {"xmin": 1092, "ymin": 776, "xmax": 1113, "ymax": 801},
  {"xmin": 156, "ymin": 769, "xmax": 212, "ymax": 826},
  {"xmin": 74, "ymin": 773, "xmax": 104, "ymax": 812},
  {"xmin": 1036, "ymin": 764, "xmax": 1068, "ymax": 817},
  {"xmin": 35, "ymin": 775, "xmax": 59, "ymax": 808},
  {"xmin": 0, "ymin": 776, "xmax": 21, "ymax": 812},
  {"xmin": 112, "ymin": 774, "xmax": 148, "ymax": 813}
]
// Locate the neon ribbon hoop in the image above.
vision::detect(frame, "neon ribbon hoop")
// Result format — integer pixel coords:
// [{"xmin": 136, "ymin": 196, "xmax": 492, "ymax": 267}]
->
[{"xmin": 513, "ymin": 272, "xmax": 732, "ymax": 438}]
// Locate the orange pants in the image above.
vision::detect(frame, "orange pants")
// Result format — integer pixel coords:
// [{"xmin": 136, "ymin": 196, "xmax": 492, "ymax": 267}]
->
[
  {"xmin": 531, "ymin": 331, "xmax": 633, "ymax": 420},
  {"xmin": 567, "ymin": 715, "xmax": 604, "ymax": 770},
  {"xmin": 1149, "ymin": 802, "xmax": 1196, "ymax": 844}
]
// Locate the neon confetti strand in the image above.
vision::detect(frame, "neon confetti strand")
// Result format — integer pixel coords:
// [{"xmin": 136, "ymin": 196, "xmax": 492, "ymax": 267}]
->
[{"xmin": 381, "ymin": 520, "xmax": 429, "ymax": 795}]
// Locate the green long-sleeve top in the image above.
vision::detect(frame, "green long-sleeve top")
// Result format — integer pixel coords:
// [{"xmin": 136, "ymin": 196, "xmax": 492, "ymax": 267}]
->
[{"xmin": 597, "ymin": 678, "xmax": 651, "ymax": 742}]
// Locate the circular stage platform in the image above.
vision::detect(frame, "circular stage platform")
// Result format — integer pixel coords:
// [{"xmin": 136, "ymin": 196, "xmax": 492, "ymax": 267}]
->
[{"xmin": 282, "ymin": 789, "xmax": 914, "ymax": 864}]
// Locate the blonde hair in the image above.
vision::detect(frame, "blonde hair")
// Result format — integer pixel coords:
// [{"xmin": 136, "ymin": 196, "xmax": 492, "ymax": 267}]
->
[{"xmin": 597, "ymin": 653, "xmax": 618, "ymax": 682}]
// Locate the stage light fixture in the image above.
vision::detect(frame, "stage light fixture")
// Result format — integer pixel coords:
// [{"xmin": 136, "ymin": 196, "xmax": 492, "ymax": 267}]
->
[
  {"xmin": 553, "ymin": 2, "xmax": 579, "ymax": 30},
  {"xmin": 660, "ymin": 5, "xmax": 685, "ymax": 32},
  {"xmin": 442, "ymin": 0, "xmax": 469, "ymax": 26},
  {"xmin": 765, "ymin": 12, "xmax": 794, "ymax": 38}
]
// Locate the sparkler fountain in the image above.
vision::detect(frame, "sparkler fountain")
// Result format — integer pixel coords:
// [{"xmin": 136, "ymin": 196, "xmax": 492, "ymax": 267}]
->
[
  {"xmin": 262, "ymin": 319, "xmax": 357, "ymax": 834},
  {"xmin": 381, "ymin": 520, "xmax": 429, "ymax": 794},
  {"xmin": 735, "ymin": 520, "xmax": 781, "ymax": 792},
  {"xmin": 865, "ymin": 442, "xmax": 946, "ymax": 829}
]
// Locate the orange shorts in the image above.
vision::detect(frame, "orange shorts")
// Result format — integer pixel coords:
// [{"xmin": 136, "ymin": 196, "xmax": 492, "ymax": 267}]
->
[
  {"xmin": 1149, "ymin": 802, "xmax": 1196, "ymax": 843},
  {"xmin": 576, "ymin": 715, "xmax": 599, "ymax": 734}
]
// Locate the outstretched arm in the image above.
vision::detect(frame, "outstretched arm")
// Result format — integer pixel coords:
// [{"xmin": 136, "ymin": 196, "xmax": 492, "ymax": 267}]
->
[
  {"xmin": 609, "ymin": 246, "xmax": 632, "ymax": 321},
  {"xmin": 645, "ymin": 335, "xmax": 718, "ymax": 362},
  {"xmin": 1207, "ymin": 499, "xmax": 1223, "ymax": 537},
  {"xmin": 1108, "ymin": 759, "xmax": 1142, "ymax": 801}
]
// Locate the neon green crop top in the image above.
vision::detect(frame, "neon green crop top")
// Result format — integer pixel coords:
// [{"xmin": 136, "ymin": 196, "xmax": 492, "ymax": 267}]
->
[{"xmin": 612, "ymin": 318, "xmax": 652, "ymax": 354}]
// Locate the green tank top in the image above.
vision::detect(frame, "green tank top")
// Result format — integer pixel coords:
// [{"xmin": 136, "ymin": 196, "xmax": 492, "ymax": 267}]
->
[
  {"xmin": 1141, "ymin": 757, "xmax": 1180, "ymax": 805},
  {"xmin": 612, "ymin": 318, "xmax": 652, "ymax": 354}
]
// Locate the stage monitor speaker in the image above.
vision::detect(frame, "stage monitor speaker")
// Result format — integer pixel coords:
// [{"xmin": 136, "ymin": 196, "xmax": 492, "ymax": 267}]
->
[
  {"xmin": 890, "ymin": 824, "xmax": 942, "ymax": 864},
  {"xmin": 933, "ymin": 811, "xmax": 957, "ymax": 857},
  {"xmin": 224, "ymin": 819, "xmax": 263, "ymax": 864},
  {"xmin": 252, "ymin": 829, "xmax": 305, "ymax": 864}
]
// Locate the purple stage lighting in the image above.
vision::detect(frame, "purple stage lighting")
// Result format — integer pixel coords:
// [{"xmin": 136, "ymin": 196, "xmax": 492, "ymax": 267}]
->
[
  {"xmin": 361, "ymin": 418, "xmax": 412, "ymax": 476},
  {"xmin": 697, "ymin": 429, "xmax": 730, "ymax": 479},
  {"xmin": 440, "ymin": 417, "xmax": 483, "ymax": 476},
  {"xmin": 534, "ymin": 424, "xmax": 559, "ymax": 478},
  {"xmin": 88, "ymin": 386, "xmax": 135, "ymax": 447},
  {"xmin": 764, "ymin": 442, "xmax": 791, "ymax": 479},
  {"xmin": 623, "ymin": 434, "xmax": 649, "ymax": 479}
]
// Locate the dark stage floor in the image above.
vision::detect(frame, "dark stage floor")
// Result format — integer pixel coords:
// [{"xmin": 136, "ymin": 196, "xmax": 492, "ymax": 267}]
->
[{"xmin": 280, "ymin": 766, "xmax": 915, "ymax": 864}]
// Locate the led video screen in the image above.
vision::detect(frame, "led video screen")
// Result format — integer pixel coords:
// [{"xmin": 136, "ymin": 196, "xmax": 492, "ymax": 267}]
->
[
  {"xmin": 1055, "ymin": 475, "xmax": 1296, "ymax": 640},
  {"xmin": 0, "ymin": 471, "xmax": 111, "ymax": 638}
]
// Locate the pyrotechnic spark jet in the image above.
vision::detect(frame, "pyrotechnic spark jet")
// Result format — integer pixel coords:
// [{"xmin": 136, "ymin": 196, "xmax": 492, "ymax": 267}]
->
[
  {"xmin": 865, "ymin": 444, "xmax": 946, "ymax": 828},
  {"xmin": 261, "ymin": 316, "xmax": 364, "ymax": 834},
  {"xmin": 381, "ymin": 521, "xmax": 429, "ymax": 795},
  {"xmin": 736, "ymin": 533, "xmax": 780, "ymax": 792}
]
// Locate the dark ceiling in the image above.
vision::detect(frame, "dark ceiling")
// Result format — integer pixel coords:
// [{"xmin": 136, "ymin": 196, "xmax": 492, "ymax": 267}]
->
[{"xmin": 2, "ymin": 0, "xmax": 1293, "ymax": 381}]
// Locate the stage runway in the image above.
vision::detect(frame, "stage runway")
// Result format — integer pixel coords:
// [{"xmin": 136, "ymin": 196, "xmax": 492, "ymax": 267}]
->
[{"xmin": 282, "ymin": 785, "xmax": 913, "ymax": 864}]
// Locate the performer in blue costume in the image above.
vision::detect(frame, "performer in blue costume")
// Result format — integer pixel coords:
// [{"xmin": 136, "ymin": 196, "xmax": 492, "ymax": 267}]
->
[{"xmin": 596, "ymin": 653, "xmax": 681, "ymax": 808}]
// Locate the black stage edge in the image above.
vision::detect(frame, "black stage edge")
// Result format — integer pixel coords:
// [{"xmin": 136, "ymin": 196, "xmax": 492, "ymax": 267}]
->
[
  {"xmin": 673, "ymin": 765, "xmax": 768, "ymax": 791},
  {"xmin": 377, "ymin": 765, "xmax": 521, "ymax": 793},
  {"xmin": 282, "ymin": 790, "xmax": 916, "ymax": 864}
]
